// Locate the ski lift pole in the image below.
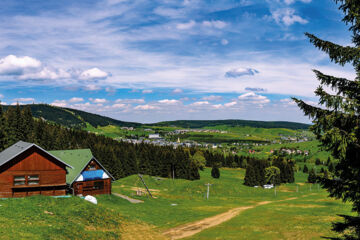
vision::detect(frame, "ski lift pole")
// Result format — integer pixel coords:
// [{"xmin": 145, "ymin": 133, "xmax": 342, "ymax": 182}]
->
[
  {"xmin": 138, "ymin": 174, "xmax": 153, "ymax": 198},
  {"xmin": 205, "ymin": 183, "xmax": 212, "ymax": 200}
]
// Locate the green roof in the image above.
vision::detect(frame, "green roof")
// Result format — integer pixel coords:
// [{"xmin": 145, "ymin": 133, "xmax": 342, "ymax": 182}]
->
[{"xmin": 49, "ymin": 149, "xmax": 93, "ymax": 184}]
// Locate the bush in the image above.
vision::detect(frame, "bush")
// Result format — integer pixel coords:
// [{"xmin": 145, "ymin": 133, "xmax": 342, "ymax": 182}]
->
[
  {"xmin": 308, "ymin": 169, "xmax": 317, "ymax": 183},
  {"xmin": 211, "ymin": 166, "xmax": 220, "ymax": 179}
]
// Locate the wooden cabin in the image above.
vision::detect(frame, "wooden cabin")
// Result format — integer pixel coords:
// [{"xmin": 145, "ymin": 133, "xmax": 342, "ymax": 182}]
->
[
  {"xmin": 50, "ymin": 149, "xmax": 114, "ymax": 196},
  {"xmin": 0, "ymin": 141, "xmax": 72, "ymax": 198}
]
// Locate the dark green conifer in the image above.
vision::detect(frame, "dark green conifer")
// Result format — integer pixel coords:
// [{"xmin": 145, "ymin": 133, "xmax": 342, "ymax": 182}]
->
[
  {"xmin": 307, "ymin": 169, "xmax": 317, "ymax": 184},
  {"xmin": 244, "ymin": 164, "xmax": 256, "ymax": 186},
  {"xmin": 211, "ymin": 165, "xmax": 220, "ymax": 179},
  {"xmin": 303, "ymin": 164, "xmax": 309, "ymax": 173},
  {"xmin": 293, "ymin": 1, "xmax": 360, "ymax": 238}
]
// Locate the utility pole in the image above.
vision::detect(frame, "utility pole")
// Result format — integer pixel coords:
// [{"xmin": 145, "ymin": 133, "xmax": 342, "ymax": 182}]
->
[
  {"xmin": 274, "ymin": 185, "xmax": 277, "ymax": 197},
  {"xmin": 138, "ymin": 174, "xmax": 153, "ymax": 198},
  {"xmin": 205, "ymin": 183, "xmax": 212, "ymax": 200}
]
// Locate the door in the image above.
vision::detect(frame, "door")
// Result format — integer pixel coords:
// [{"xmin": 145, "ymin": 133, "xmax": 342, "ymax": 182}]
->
[{"xmin": 76, "ymin": 183, "xmax": 83, "ymax": 195}]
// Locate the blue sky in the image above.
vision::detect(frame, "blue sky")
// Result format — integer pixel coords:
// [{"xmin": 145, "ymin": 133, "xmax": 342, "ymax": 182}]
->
[{"xmin": 0, "ymin": 0, "xmax": 355, "ymax": 123}]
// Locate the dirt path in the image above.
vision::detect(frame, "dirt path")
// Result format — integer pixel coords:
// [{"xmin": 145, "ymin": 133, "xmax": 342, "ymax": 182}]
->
[
  {"xmin": 112, "ymin": 193, "xmax": 144, "ymax": 204},
  {"xmin": 163, "ymin": 197, "xmax": 303, "ymax": 239}
]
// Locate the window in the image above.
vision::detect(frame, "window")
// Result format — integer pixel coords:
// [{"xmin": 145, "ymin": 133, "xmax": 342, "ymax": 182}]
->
[
  {"xmin": 13, "ymin": 175, "xmax": 40, "ymax": 186},
  {"xmin": 93, "ymin": 181, "xmax": 104, "ymax": 190},
  {"xmin": 88, "ymin": 165, "xmax": 96, "ymax": 170},
  {"xmin": 28, "ymin": 175, "xmax": 39, "ymax": 185},
  {"xmin": 14, "ymin": 176, "xmax": 25, "ymax": 186}
]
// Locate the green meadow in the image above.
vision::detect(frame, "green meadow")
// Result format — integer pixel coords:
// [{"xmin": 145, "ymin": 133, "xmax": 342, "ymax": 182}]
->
[
  {"xmin": 101, "ymin": 168, "xmax": 351, "ymax": 239},
  {"xmin": 0, "ymin": 168, "xmax": 351, "ymax": 239}
]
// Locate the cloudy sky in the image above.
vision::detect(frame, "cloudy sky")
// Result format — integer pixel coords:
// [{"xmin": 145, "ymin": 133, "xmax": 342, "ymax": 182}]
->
[{"xmin": 0, "ymin": 0, "xmax": 355, "ymax": 123}]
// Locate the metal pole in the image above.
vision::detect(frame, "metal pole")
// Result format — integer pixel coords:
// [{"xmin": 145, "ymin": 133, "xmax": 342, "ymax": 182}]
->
[
  {"xmin": 205, "ymin": 183, "xmax": 212, "ymax": 200},
  {"xmin": 274, "ymin": 186, "xmax": 276, "ymax": 197}
]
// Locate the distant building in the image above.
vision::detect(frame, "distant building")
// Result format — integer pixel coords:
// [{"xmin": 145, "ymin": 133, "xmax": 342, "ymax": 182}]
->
[{"xmin": 149, "ymin": 134, "xmax": 161, "ymax": 139}]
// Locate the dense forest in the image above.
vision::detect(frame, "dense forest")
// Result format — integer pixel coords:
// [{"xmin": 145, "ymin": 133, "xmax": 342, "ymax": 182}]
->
[
  {"xmin": 0, "ymin": 104, "xmax": 199, "ymax": 180},
  {"xmin": 243, "ymin": 157, "xmax": 295, "ymax": 186},
  {"xmin": 150, "ymin": 119, "xmax": 310, "ymax": 130},
  {"xmin": 3, "ymin": 104, "xmax": 310, "ymax": 130}
]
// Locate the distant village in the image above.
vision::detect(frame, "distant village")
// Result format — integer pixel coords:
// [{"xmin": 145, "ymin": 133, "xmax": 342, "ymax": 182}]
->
[{"xmin": 115, "ymin": 127, "xmax": 312, "ymax": 152}]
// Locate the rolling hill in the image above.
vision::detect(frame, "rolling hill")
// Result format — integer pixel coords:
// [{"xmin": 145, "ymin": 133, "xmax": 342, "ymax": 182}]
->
[{"xmin": 3, "ymin": 104, "xmax": 310, "ymax": 130}]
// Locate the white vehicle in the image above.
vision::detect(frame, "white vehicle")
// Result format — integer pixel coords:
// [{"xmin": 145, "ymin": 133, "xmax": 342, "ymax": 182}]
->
[{"xmin": 263, "ymin": 184, "xmax": 274, "ymax": 189}]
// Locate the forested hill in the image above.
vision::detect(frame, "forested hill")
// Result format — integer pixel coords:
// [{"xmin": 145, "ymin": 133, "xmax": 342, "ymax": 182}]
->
[
  {"xmin": 149, "ymin": 120, "xmax": 310, "ymax": 130},
  {"xmin": 3, "ymin": 104, "xmax": 141, "ymax": 128},
  {"xmin": 3, "ymin": 104, "xmax": 310, "ymax": 130}
]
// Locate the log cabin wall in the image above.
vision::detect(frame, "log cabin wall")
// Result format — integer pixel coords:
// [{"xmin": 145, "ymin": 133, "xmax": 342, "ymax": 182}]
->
[
  {"xmin": 73, "ymin": 178, "xmax": 111, "ymax": 196},
  {"xmin": 72, "ymin": 160, "xmax": 111, "ymax": 196},
  {"xmin": 0, "ymin": 146, "xmax": 67, "ymax": 198}
]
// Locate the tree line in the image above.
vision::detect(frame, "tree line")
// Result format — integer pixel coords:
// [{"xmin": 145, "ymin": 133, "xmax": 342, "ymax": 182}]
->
[
  {"xmin": 0, "ymin": 104, "xmax": 200, "ymax": 180},
  {"xmin": 244, "ymin": 157, "xmax": 295, "ymax": 187}
]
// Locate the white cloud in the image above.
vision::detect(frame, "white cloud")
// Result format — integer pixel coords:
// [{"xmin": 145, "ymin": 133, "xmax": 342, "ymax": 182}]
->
[
  {"xmin": 0, "ymin": 55, "xmax": 41, "ymax": 75},
  {"xmin": 212, "ymin": 104, "xmax": 222, "ymax": 109},
  {"xmin": 112, "ymin": 103, "xmax": 127, "ymax": 108},
  {"xmin": 51, "ymin": 100, "xmax": 67, "ymax": 107},
  {"xmin": 284, "ymin": 0, "xmax": 311, "ymax": 4},
  {"xmin": 272, "ymin": 8, "xmax": 308, "ymax": 26},
  {"xmin": 13, "ymin": 98, "xmax": 35, "ymax": 102},
  {"xmin": 221, "ymin": 39, "xmax": 229, "ymax": 45},
  {"xmin": 134, "ymin": 104, "xmax": 159, "ymax": 110},
  {"xmin": 115, "ymin": 98, "xmax": 145, "ymax": 104},
  {"xmin": 224, "ymin": 101, "xmax": 237, "ymax": 107},
  {"xmin": 0, "ymin": 101, "xmax": 7, "ymax": 105},
  {"xmin": 225, "ymin": 67, "xmax": 259, "ymax": 78},
  {"xmin": 142, "ymin": 89, "xmax": 153, "ymax": 94},
  {"xmin": 238, "ymin": 92, "xmax": 270, "ymax": 105},
  {"xmin": 176, "ymin": 20, "xmax": 196, "ymax": 30},
  {"xmin": 245, "ymin": 87, "xmax": 267, "ymax": 92},
  {"xmin": 19, "ymin": 67, "xmax": 71, "ymax": 80},
  {"xmin": 79, "ymin": 68, "xmax": 109, "ymax": 80},
  {"xmin": 0, "ymin": 94, "xmax": 3, "ymax": 98},
  {"xmin": 173, "ymin": 88, "xmax": 183, "ymax": 93},
  {"xmin": 158, "ymin": 99, "xmax": 180, "ymax": 104},
  {"xmin": 202, "ymin": 20, "xmax": 227, "ymax": 29},
  {"xmin": 201, "ymin": 95, "xmax": 223, "ymax": 101},
  {"xmin": 83, "ymin": 84, "xmax": 102, "ymax": 91},
  {"xmin": 105, "ymin": 87, "xmax": 116, "ymax": 93},
  {"xmin": 69, "ymin": 97, "xmax": 84, "ymax": 103},
  {"xmin": 191, "ymin": 101, "xmax": 209, "ymax": 106},
  {"xmin": 89, "ymin": 98, "xmax": 108, "ymax": 103}
]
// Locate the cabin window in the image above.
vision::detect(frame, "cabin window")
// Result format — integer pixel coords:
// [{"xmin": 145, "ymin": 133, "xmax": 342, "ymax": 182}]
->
[
  {"xmin": 93, "ymin": 181, "xmax": 104, "ymax": 190},
  {"xmin": 14, "ymin": 176, "xmax": 26, "ymax": 186},
  {"xmin": 28, "ymin": 175, "xmax": 40, "ymax": 185},
  {"xmin": 13, "ymin": 175, "xmax": 40, "ymax": 186},
  {"xmin": 88, "ymin": 165, "xmax": 96, "ymax": 170}
]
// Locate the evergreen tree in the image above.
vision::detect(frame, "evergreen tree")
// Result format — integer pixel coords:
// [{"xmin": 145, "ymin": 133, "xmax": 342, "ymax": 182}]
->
[
  {"xmin": 315, "ymin": 158, "xmax": 321, "ymax": 165},
  {"xmin": 211, "ymin": 165, "xmax": 220, "ymax": 179},
  {"xmin": 293, "ymin": 1, "xmax": 360, "ymax": 238},
  {"xmin": 307, "ymin": 169, "xmax": 317, "ymax": 184},
  {"xmin": 326, "ymin": 156, "xmax": 331, "ymax": 166},
  {"xmin": 303, "ymin": 164, "xmax": 309, "ymax": 173},
  {"xmin": 328, "ymin": 161, "xmax": 334, "ymax": 173},
  {"xmin": 244, "ymin": 164, "xmax": 256, "ymax": 186},
  {"xmin": 0, "ymin": 103, "xmax": 9, "ymax": 151}
]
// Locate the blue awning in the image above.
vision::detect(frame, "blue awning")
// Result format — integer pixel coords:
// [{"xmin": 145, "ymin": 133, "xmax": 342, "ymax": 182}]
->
[{"xmin": 82, "ymin": 170, "xmax": 105, "ymax": 181}]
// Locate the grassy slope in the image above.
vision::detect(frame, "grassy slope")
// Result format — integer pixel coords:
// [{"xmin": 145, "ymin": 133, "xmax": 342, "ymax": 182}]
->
[
  {"xmin": 100, "ymin": 168, "xmax": 352, "ymax": 239},
  {"xmin": 0, "ymin": 195, "xmax": 164, "ymax": 240},
  {"xmin": 0, "ymin": 168, "xmax": 351, "ymax": 239}
]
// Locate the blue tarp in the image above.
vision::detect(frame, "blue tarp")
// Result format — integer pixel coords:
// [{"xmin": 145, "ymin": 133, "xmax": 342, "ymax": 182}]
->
[{"xmin": 82, "ymin": 170, "xmax": 105, "ymax": 181}]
